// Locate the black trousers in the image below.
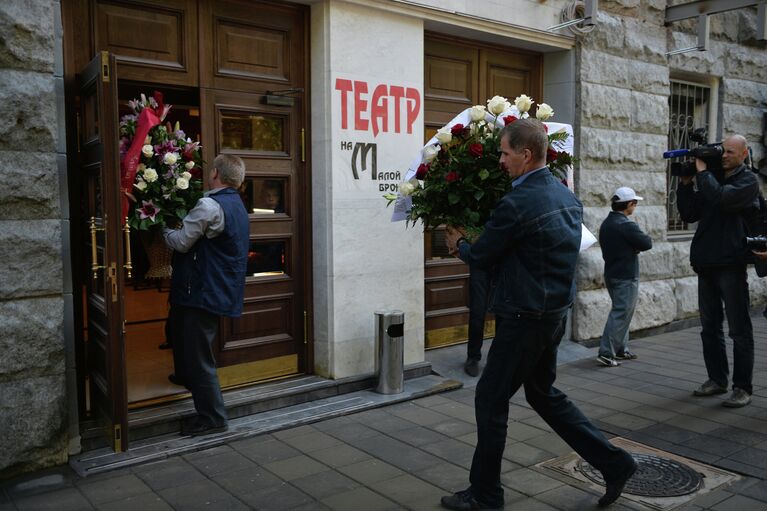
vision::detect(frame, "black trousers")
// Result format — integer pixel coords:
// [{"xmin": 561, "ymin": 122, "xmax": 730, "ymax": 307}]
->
[
  {"xmin": 467, "ymin": 266, "xmax": 492, "ymax": 361},
  {"xmin": 697, "ymin": 265, "xmax": 754, "ymax": 394},
  {"xmin": 469, "ymin": 313, "xmax": 633, "ymax": 506},
  {"xmin": 169, "ymin": 305, "xmax": 228, "ymax": 426}
]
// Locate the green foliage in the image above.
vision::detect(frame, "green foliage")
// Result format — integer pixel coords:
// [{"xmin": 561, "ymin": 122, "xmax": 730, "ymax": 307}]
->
[{"xmin": 407, "ymin": 120, "xmax": 512, "ymax": 231}]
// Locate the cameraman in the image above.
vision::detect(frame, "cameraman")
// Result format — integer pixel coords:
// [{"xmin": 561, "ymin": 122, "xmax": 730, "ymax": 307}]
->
[{"xmin": 677, "ymin": 135, "xmax": 758, "ymax": 408}]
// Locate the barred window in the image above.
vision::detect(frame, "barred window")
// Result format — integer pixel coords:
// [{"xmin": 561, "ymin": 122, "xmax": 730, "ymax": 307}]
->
[{"xmin": 667, "ymin": 80, "xmax": 714, "ymax": 234}]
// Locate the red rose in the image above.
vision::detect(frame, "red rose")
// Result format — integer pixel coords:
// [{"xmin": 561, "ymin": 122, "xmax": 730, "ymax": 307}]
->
[
  {"xmin": 543, "ymin": 124, "xmax": 549, "ymax": 133},
  {"xmin": 450, "ymin": 124, "xmax": 465, "ymax": 136},
  {"xmin": 445, "ymin": 171, "xmax": 459, "ymax": 183},
  {"xmin": 503, "ymin": 115, "xmax": 518, "ymax": 125},
  {"xmin": 546, "ymin": 147, "xmax": 558, "ymax": 162},
  {"xmin": 469, "ymin": 143, "xmax": 483, "ymax": 158},
  {"xmin": 416, "ymin": 163, "xmax": 430, "ymax": 180}
]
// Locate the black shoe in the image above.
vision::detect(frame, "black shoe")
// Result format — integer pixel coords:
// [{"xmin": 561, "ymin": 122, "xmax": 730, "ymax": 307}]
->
[
  {"xmin": 168, "ymin": 374, "xmax": 188, "ymax": 388},
  {"xmin": 440, "ymin": 489, "xmax": 501, "ymax": 510},
  {"xmin": 598, "ymin": 458, "xmax": 638, "ymax": 507},
  {"xmin": 614, "ymin": 351, "xmax": 637, "ymax": 360},
  {"xmin": 158, "ymin": 342, "xmax": 172, "ymax": 350},
  {"xmin": 464, "ymin": 358, "xmax": 480, "ymax": 377},
  {"xmin": 180, "ymin": 418, "xmax": 228, "ymax": 437}
]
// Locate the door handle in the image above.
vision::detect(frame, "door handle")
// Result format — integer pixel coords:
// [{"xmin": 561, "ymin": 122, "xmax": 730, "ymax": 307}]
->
[
  {"xmin": 123, "ymin": 217, "xmax": 132, "ymax": 278},
  {"xmin": 89, "ymin": 216, "xmax": 105, "ymax": 279}
]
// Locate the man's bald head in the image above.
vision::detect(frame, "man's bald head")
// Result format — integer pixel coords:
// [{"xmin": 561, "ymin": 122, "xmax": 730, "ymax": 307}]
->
[{"xmin": 721, "ymin": 134, "xmax": 749, "ymax": 172}]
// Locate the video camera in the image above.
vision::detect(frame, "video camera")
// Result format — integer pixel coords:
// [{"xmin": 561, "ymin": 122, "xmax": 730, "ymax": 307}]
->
[
  {"xmin": 746, "ymin": 236, "xmax": 767, "ymax": 251},
  {"xmin": 663, "ymin": 128, "xmax": 723, "ymax": 177}
]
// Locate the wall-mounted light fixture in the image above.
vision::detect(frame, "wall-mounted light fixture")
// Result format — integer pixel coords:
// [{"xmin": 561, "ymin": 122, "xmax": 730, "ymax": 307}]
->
[
  {"xmin": 548, "ymin": 0, "xmax": 598, "ymax": 34},
  {"xmin": 665, "ymin": 0, "xmax": 766, "ymax": 56}
]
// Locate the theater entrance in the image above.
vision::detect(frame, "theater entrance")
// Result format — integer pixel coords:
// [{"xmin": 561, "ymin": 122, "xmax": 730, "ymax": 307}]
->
[{"xmin": 62, "ymin": 0, "xmax": 311, "ymax": 451}]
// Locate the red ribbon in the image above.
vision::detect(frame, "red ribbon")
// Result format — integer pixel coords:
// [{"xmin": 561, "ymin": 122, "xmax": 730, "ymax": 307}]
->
[{"xmin": 119, "ymin": 92, "xmax": 171, "ymax": 225}]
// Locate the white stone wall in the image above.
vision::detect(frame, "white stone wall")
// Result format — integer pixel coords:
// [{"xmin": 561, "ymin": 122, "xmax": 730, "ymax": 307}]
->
[
  {"xmin": 0, "ymin": 0, "xmax": 68, "ymax": 477},
  {"xmin": 572, "ymin": 1, "xmax": 767, "ymax": 341},
  {"xmin": 311, "ymin": 1, "xmax": 426, "ymax": 378}
]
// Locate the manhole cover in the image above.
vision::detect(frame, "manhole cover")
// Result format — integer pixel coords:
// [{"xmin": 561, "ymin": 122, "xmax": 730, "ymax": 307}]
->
[{"xmin": 577, "ymin": 453, "xmax": 703, "ymax": 497}]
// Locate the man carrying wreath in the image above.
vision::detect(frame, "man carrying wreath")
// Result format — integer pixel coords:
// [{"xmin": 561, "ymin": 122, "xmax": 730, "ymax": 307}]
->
[{"xmin": 442, "ymin": 119, "xmax": 636, "ymax": 510}]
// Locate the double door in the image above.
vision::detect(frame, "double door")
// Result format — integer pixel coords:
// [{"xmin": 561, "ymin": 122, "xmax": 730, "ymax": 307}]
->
[
  {"xmin": 422, "ymin": 34, "xmax": 543, "ymax": 348},
  {"xmin": 66, "ymin": 0, "xmax": 309, "ymax": 451}
]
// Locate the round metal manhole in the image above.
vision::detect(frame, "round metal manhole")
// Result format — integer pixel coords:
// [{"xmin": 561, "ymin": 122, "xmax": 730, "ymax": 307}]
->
[{"xmin": 577, "ymin": 453, "xmax": 703, "ymax": 497}]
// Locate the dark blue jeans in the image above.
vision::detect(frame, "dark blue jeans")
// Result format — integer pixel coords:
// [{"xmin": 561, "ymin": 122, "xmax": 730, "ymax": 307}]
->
[
  {"xmin": 469, "ymin": 313, "xmax": 633, "ymax": 507},
  {"xmin": 170, "ymin": 305, "xmax": 228, "ymax": 427},
  {"xmin": 697, "ymin": 265, "xmax": 754, "ymax": 394},
  {"xmin": 467, "ymin": 267, "xmax": 492, "ymax": 361}
]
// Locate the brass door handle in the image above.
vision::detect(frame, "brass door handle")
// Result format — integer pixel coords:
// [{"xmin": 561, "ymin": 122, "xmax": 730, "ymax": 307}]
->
[
  {"xmin": 89, "ymin": 216, "xmax": 105, "ymax": 279},
  {"xmin": 123, "ymin": 217, "xmax": 132, "ymax": 278}
]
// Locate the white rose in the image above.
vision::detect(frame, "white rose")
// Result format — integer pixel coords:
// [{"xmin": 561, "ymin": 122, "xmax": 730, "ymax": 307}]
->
[
  {"xmin": 423, "ymin": 145, "xmax": 440, "ymax": 162},
  {"xmin": 163, "ymin": 152, "xmax": 179, "ymax": 165},
  {"xmin": 521, "ymin": 112, "xmax": 530, "ymax": 119},
  {"xmin": 175, "ymin": 177, "xmax": 189, "ymax": 190},
  {"xmin": 435, "ymin": 126, "xmax": 452, "ymax": 144},
  {"xmin": 181, "ymin": 171, "xmax": 192, "ymax": 180},
  {"xmin": 470, "ymin": 120, "xmax": 487, "ymax": 136},
  {"xmin": 143, "ymin": 167, "xmax": 158, "ymax": 183},
  {"xmin": 141, "ymin": 144, "xmax": 153, "ymax": 157},
  {"xmin": 536, "ymin": 103, "xmax": 554, "ymax": 121},
  {"xmin": 514, "ymin": 94, "xmax": 534, "ymax": 113},
  {"xmin": 469, "ymin": 105, "xmax": 487, "ymax": 121},
  {"xmin": 487, "ymin": 95, "xmax": 511, "ymax": 115},
  {"xmin": 398, "ymin": 180, "xmax": 417, "ymax": 196},
  {"xmin": 185, "ymin": 161, "xmax": 195, "ymax": 170},
  {"xmin": 134, "ymin": 180, "xmax": 147, "ymax": 191}
]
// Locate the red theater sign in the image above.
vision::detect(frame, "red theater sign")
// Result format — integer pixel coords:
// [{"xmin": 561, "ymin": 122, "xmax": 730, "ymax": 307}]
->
[{"xmin": 335, "ymin": 78, "xmax": 421, "ymax": 137}]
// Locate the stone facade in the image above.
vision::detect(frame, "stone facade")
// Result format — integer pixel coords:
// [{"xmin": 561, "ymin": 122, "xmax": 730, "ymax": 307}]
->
[
  {"xmin": 0, "ymin": 0, "xmax": 68, "ymax": 477},
  {"xmin": 572, "ymin": 2, "xmax": 767, "ymax": 341}
]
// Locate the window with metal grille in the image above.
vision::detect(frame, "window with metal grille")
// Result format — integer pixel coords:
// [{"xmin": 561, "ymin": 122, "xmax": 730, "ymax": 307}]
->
[{"xmin": 667, "ymin": 80, "xmax": 713, "ymax": 233}]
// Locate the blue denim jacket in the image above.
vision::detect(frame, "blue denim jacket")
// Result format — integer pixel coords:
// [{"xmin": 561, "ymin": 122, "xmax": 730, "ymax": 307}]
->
[{"xmin": 458, "ymin": 168, "xmax": 583, "ymax": 318}]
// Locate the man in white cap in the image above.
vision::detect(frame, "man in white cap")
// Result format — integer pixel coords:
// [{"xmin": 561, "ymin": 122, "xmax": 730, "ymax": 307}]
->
[{"xmin": 597, "ymin": 187, "xmax": 652, "ymax": 367}]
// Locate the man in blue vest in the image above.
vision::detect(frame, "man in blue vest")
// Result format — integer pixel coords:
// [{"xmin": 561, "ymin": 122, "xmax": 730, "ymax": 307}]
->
[{"xmin": 164, "ymin": 154, "xmax": 250, "ymax": 436}]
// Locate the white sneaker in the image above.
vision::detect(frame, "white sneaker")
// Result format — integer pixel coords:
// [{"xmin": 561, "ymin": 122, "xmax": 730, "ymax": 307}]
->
[{"xmin": 596, "ymin": 355, "xmax": 620, "ymax": 367}]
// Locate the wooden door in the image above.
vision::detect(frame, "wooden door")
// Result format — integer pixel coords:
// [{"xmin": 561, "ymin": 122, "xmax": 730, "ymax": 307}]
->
[
  {"xmin": 78, "ymin": 52, "xmax": 129, "ymax": 451},
  {"xmin": 423, "ymin": 34, "xmax": 542, "ymax": 348},
  {"xmin": 200, "ymin": 0, "xmax": 309, "ymax": 384}
]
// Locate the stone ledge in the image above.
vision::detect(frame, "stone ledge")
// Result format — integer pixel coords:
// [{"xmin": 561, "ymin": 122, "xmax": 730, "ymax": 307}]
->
[
  {"xmin": 0, "ymin": 296, "xmax": 64, "ymax": 377},
  {"xmin": 0, "ymin": 220, "xmax": 62, "ymax": 299},
  {"xmin": 0, "ymin": 1, "xmax": 55, "ymax": 73},
  {"xmin": 0, "ymin": 151, "xmax": 60, "ymax": 220},
  {"xmin": 0, "ymin": 70, "xmax": 56, "ymax": 153},
  {"xmin": 0, "ymin": 374, "xmax": 68, "ymax": 479}
]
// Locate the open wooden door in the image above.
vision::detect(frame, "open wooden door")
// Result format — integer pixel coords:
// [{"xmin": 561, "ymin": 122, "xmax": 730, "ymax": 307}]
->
[{"xmin": 78, "ymin": 51, "xmax": 129, "ymax": 451}]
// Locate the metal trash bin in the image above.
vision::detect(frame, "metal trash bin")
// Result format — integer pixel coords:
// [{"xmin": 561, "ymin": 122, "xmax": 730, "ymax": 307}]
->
[{"xmin": 375, "ymin": 310, "xmax": 405, "ymax": 394}]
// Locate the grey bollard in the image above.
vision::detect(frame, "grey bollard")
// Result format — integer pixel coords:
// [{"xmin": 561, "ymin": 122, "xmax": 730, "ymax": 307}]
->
[{"xmin": 375, "ymin": 310, "xmax": 405, "ymax": 394}]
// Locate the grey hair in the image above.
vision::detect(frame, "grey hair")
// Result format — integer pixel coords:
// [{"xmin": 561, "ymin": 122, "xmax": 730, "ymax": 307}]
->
[
  {"xmin": 213, "ymin": 154, "xmax": 246, "ymax": 187},
  {"xmin": 499, "ymin": 118, "xmax": 549, "ymax": 161}
]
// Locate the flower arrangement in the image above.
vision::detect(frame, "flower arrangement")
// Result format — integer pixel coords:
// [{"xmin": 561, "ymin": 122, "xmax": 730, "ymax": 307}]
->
[
  {"xmin": 119, "ymin": 92, "xmax": 204, "ymax": 231},
  {"xmin": 386, "ymin": 94, "xmax": 574, "ymax": 238}
]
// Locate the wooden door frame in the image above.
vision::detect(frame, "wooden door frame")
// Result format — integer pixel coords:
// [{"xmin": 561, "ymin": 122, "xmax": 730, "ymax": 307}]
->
[{"xmin": 62, "ymin": 0, "xmax": 314, "ymax": 438}]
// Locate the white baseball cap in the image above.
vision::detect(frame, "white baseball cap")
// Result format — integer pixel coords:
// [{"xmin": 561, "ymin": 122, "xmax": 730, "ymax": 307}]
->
[{"xmin": 612, "ymin": 187, "xmax": 643, "ymax": 203}]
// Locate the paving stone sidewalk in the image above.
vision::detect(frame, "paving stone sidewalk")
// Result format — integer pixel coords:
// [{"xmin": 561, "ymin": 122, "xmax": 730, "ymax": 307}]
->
[{"xmin": 2, "ymin": 316, "xmax": 766, "ymax": 511}]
